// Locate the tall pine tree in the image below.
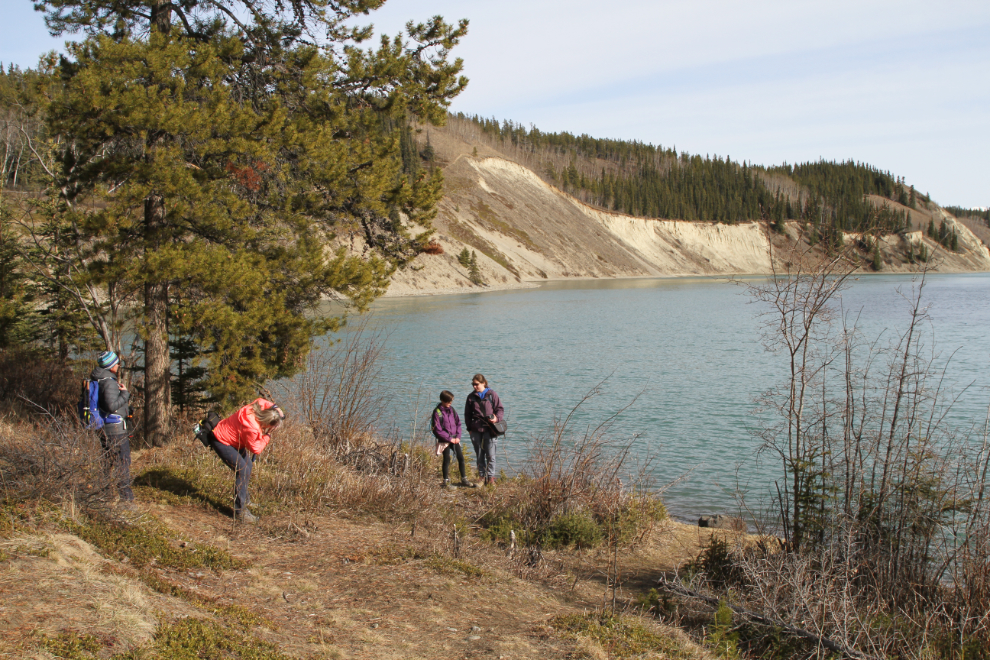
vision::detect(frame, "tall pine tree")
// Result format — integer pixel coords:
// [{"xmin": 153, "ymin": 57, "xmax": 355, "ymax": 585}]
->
[{"xmin": 31, "ymin": 0, "xmax": 468, "ymax": 442}]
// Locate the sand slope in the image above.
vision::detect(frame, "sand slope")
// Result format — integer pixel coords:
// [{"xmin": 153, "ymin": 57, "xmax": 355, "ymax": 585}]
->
[{"xmin": 385, "ymin": 152, "xmax": 990, "ymax": 297}]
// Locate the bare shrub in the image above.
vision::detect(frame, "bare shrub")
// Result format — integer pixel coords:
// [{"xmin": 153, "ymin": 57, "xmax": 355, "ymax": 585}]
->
[
  {"xmin": 275, "ymin": 320, "xmax": 388, "ymax": 455},
  {"xmin": 0, "ymin": 412, "xmax": 114, "ymax": 508},
  {"xmin": 669, "ymin": 230, "xmax": 990, "ymax": 658},
  {"xmin": 0, "ymin": 350, "xmax": 79, "ymax": 414},
  {"xmin": 479, "ymin": 383, "xmax": 666, "ymax": 608}
]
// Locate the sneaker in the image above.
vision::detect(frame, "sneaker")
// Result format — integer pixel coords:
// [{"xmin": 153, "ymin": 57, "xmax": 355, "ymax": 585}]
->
[
  {"xmin": 236, "ymin": 510, "xmax": 259, "ymax": 524},
  {"xmin": 459, "ymin": 479, "xmax": 477, "ymax": 488},
  {"xmin": 441, "ymin": 478, "xmax": 451, "ymax": 489}
]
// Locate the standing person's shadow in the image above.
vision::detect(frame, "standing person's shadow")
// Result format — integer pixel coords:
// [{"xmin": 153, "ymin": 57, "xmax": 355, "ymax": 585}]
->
[{"xmin": 133, "ymin": 468, "xmax": 233, "ymax": 517}]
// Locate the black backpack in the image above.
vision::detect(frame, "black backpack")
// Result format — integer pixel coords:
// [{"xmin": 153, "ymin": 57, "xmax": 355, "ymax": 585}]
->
[
  {"xmin": 194, "ymin": 411, "xmax": 223, "ymax": 448},
  {"xmin": 475, "ymin": 393, "xmax": 507, "ymax": 436}
]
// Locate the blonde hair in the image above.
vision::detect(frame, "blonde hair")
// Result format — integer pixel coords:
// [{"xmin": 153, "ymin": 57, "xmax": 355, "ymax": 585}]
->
[{"xmin": 252, "ymin": 401, "xmax": 284, "ymax": 431}]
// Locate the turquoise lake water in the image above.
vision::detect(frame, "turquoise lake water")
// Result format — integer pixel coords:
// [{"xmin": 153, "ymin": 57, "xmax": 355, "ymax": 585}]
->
[{"xmin": 345, "ymin": 273, "xmax": 990, "ymax": 522}]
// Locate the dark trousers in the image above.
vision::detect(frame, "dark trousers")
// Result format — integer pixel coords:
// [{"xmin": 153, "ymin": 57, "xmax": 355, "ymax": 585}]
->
[
  {"xmin": 208, "ymin": 436, "xmax": 253, "ymax": 513},
  {"xmin": 442, "ymin": 442, "xmax": 467, "ymax": 481},
  {"xmin": 470, "ymin": 429, "xmax": 496, "ymax": 479},
  {"xmin": 99, "ymin": 429, "xmax": 134, "ymax": 501}
]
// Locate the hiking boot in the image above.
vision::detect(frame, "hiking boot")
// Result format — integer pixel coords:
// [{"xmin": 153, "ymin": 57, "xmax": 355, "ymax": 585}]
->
[
  {"xmin": 236, "ymin": 510, "xmax": 259, "ymax": 524},
  {"xmin": 486, "ymin": 477, "xmax": 496, "ymax": 486},
  {"xmin": 441, "ymin": 478, "xmax": 451, "ymax": 489},
  {"xmin": 459, "ymin": 478, "xmax": 477, "ymax": 488}
]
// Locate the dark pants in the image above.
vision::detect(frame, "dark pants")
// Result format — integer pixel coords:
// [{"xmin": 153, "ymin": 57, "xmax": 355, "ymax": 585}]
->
[
  {"xmin": 442, "ymin": 442, "xmax": 467, "ymax": 481},
  {"xmin": 208, "ymin": 435, "xmax": 253, "ymax": 513},
  {"xmin": 470, "ymin": 429, "xmax": 496, "ymax": 480},
  {"xmin": 99, "ymin": 429, "xmax": 134, "ymax": 501}
]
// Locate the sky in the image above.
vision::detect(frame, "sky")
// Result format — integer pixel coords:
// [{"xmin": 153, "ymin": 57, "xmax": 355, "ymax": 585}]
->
[{"xmin": 4, "ymin": 1, "xmax": 988, "ymax": 208}]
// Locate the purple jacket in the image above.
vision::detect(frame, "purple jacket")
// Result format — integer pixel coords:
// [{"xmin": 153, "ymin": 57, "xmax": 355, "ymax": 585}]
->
[
  {"xmin": 431, "ymin": 404, "xmax": 461, "ymax": 442},
  {"xmin": 464, "ymin": 389, "xmax": 504, "ymax": 433}
]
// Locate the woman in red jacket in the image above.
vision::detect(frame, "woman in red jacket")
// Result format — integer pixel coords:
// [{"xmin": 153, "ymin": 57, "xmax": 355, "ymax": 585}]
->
[{"xmin": 208, "ymin": 398, "xmax": 284, "ymax": 523}]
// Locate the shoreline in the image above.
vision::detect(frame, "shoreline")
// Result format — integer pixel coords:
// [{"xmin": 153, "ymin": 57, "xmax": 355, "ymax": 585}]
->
[
  {"xmin": 379, "ymin": 271, "xmax": 756, "ymax": 298},
  {"xmin": 378, "ymin": 268, "xmax": 970, "ymax": 299}
]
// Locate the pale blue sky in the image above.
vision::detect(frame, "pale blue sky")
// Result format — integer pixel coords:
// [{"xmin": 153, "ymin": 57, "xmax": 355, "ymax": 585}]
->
[{"xmin": 4, "ymin": 0, "xmax": 988, "ymax": 207}]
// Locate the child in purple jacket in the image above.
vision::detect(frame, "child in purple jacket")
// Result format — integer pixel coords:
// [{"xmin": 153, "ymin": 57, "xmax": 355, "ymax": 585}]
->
[{"xmin": 432, "ymin": 390, "xmax": 476, "ymax": 488}]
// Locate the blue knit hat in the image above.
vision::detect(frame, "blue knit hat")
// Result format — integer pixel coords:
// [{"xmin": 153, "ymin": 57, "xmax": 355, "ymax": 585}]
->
[{"xmin": 98, "ymin": 350, "xmax": 120, "ymax": 369}]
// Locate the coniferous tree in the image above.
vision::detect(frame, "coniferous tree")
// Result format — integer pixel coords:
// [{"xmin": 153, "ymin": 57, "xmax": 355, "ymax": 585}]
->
[
  {"xmin": 30, "ymin": 0, "xmax": 468, "ymax": 438},
  {"xmin": 0, "ymin": 199, "xmax": 40, "ymax": 349},
  {"xmin": 467, "ymin": 250, "xmax": 483, "ymax": 285}
]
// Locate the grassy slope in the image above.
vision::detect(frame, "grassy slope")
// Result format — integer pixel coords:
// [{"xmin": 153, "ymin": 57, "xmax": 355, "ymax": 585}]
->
[{"xmin": 0, "ymin": 441, "xmax": 727, "ymax": 660}]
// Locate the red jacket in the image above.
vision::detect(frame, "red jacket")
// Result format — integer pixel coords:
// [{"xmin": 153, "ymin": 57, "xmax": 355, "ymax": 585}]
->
[{"xmin": 212, "ymin": 398, "xmax": 275, "ymax": 455}]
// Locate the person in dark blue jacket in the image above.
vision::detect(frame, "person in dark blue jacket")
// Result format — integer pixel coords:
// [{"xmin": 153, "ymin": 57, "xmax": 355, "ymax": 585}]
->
[
  {"xmin": 464, "ymin": 374, "xmax": 504, "ymax": 486},
  {"xmin": 90, "ymin": 350, "xmax": 134, "ymax": 507}
]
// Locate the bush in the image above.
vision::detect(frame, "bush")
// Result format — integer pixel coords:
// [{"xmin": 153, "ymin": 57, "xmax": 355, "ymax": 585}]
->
[
  {"xmin": 421, "ymin": 240, "xmax": 444, "ymax": 255},
  {"xmin": 0, "ymin": 349, "xmax": 79, "ymax": 414},
  {"xmin": 0, "ymin": 413, "xmax": 115, "ymax": 508},
  {"xmin": 544, "ymin": 510, "xmax": 603, "ymax": 549},
  {"xmin": 552, "ymin": 612, "xmax": 692, "ymax": 659}
]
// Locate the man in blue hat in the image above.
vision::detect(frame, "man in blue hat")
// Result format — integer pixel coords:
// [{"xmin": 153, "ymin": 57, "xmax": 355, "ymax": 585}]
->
[{"xmin": 91, "ymin": 350, "xmax": 135, "ymax": 507}]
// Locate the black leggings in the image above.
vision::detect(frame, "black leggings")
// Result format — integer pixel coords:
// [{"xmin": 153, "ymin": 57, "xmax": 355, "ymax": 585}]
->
[{"xmin": 442, "ymin": 442, "xmax": 466, "ymax": 481}]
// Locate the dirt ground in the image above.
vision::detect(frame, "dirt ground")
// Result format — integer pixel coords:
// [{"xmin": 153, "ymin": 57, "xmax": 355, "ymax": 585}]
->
[{"xmin": 0, "ymin": 466, "xmax": 740, "ymax": 659}]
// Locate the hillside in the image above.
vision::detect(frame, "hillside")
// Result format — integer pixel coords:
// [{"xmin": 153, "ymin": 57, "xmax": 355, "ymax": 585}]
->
[
  {"xmin": 1, "ymin": 426, "xmax": 730, "ymax": 660},
  {"xmin": 384, "ymin": 121, "xmax": 990, "ymax": 296}
]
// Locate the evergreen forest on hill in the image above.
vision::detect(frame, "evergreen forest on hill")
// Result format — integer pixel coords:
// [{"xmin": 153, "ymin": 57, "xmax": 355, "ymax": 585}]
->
[
  {"xmin": 449, "ymin": 113, "xmax": 941, "ymax": 236},
  {"xmin": 943, "ymin": 205, "xmax": 990, "ymax": 224}
]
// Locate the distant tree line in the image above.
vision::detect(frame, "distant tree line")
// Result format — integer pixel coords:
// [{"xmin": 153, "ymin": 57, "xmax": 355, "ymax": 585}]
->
[
  {"xmin": 943, "ymin": 205, "xmax": 990, "ymax": 227},
  {"xmin": 0, "ymin": 64, "xmax": 48, "ymax": 188},
  {"xmin": 450, "ymin": 113, "xmax": 927, "ymax": 236}
]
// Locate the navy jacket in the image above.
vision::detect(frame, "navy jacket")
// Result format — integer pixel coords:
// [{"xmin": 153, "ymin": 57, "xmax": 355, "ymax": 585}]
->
[{"xmin": 464, "ymin": 389, "xmax": 504, "ymax": 434}]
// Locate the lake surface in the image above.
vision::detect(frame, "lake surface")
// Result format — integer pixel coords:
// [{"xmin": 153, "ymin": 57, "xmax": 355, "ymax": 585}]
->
[{"xmin": 341, "ymin": 273, "xmax": 990, "ymax": 522}]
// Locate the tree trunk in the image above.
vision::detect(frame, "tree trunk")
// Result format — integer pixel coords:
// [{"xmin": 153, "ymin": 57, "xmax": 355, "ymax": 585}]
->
[
  {"xmin": 143, "ymin": 194, "xmax": 170, "ymax": 447},
  {"xmin": 143, "ymin": 0, "xmax": 172, "ymax": 447},
  {"xmin": 150, "ymin": 0, "xmax": 172, "ymax": 33}
]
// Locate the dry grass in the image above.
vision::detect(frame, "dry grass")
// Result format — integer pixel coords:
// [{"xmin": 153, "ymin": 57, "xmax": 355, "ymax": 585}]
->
[
  {"xmin": 0, "ymin": 410, "xmax": 116, "ymax": 509},
  {"xmin": 136, "ymin": 418, "xmax": 445, "ymax": 527}
]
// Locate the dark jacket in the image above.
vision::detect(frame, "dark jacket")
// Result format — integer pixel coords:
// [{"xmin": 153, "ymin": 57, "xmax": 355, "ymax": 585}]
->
[
  {"xmin": 89, "ymin": 366, "xmax": 130, "ymax": 421},
  {"xmin": 464, "ymin": 389, "xmax": 504, "ymax": 434},
  {"xmin": 431, "ymin": 404, "xmax": 462, "ymax": 442}
]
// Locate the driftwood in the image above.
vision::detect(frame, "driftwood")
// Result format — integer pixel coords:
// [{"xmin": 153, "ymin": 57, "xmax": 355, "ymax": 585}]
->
[{"xmin": 656, "ymin": 577, "xmax": 871, "ymax": 660}]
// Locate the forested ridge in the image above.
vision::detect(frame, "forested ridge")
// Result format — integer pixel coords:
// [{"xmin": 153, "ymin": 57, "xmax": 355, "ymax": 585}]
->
[{"xmin": 446, "ymin": 113, "xmax": 966, "ymax": 235}]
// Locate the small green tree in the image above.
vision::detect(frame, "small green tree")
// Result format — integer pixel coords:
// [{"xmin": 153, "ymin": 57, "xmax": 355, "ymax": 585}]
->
[
  {"xmin": 468, "ymin": 250, "xmax": 484, "ymax": 285},
  {"xmin": 457, "ymin": 247, "xmax": 471, "ymax": 268}
]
